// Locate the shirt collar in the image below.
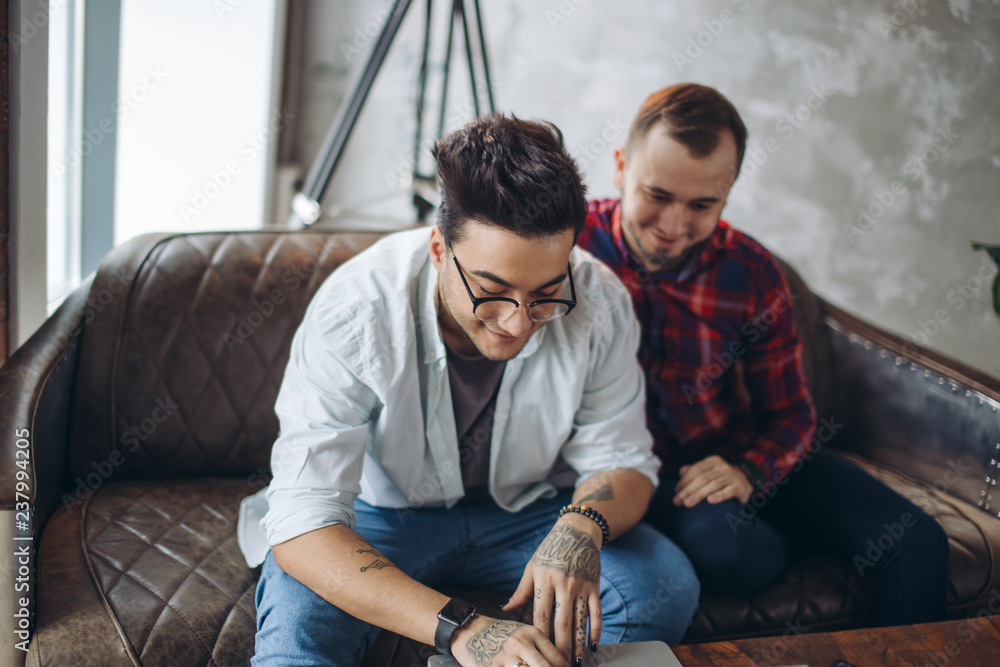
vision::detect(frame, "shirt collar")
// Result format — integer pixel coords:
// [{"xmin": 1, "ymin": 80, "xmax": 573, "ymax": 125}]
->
[{"xmin": 417, "ymin": 249, "xmax": 546, "ymax": 365}]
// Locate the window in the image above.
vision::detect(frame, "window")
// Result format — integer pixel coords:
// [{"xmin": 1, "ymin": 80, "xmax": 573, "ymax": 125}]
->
[{"xmin": 46, "ymin": 0, "xmax": 285, "ymax": 315}]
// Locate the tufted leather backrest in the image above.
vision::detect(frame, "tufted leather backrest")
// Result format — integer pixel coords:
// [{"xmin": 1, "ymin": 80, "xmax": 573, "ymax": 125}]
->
[
  {"xmin": 772, "ymin": 256, "xmax": 834, "ymax": 420},
  {"xmin": 64, "ymin": 231, "xmax": 832, "ymax": 483},
  {"xmin": 67, "ymin": 231, "xmax": 386, "ymax": 482}
]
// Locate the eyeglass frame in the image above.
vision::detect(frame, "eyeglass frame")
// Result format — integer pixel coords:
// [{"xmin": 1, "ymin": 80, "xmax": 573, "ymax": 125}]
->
[{"xmin": 449, "ymin": 249, "xmax": 577, "ymax": 323}]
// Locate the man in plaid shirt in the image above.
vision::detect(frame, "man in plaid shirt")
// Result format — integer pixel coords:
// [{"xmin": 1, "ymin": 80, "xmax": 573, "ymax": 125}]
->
[{"xmin": 577, "ymin": 83, "xmax": 948, "ymax": 625}]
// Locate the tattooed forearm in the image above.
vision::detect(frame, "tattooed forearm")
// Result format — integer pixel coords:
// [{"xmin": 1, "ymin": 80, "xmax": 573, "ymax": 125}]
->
[
  {"xmin": 531, "ymin": 524, "xmax": 601, "ymax": 582},
  {"xmin": 465, "ymin": 620, "xmax": 520, "ymax": 666},
  {"xmin": 576, "ymin": 481, "xmax": 614, "ymax": 504},
  {"xmin": 355, "ymin": 541, "xmax": 397, "ymax": 572}
]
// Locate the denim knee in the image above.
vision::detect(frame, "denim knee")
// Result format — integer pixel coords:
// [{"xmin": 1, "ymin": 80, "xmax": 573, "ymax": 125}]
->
[
  {"xmin": 892, "ymin": 508, "xmax": 950, "ymax": 575},
  {"xmin": 639, "ymin": 556, "xmax": 700, "ymax": 644},
  {"xmin": 253, "ymin": 551, "xmax": 379, "ymax": 666},
  {"xmin": 667, "ymin": 501, "xmax": 790, "ymax": 595},
  {"xmin": 601, "ymin": 523, "xmax": 700, "ymax": 645}
]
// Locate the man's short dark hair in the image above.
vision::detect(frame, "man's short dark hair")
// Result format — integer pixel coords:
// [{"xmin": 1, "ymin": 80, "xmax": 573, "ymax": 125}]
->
[
  {"xmin": 432, "ymin": 113, "xmax": 587, "ymax": 245},
  {"xmin": 625, "ymin": 83, "xmax": 748, "ymax": 176}
]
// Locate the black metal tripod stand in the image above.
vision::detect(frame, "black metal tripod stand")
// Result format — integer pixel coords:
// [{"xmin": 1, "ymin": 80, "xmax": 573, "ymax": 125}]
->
[{"xmin": 288, "ymin": 0, "xmax": 496, "ymax": 228}]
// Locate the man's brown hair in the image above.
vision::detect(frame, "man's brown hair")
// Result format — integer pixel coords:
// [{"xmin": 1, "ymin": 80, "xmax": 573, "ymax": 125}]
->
[
  {"xmin": 433, "ymin": 113, "xmax": 587, "ymax": 244},
  {"xmin": 625, "ymin": 83, "xmax": 748, "ymax": 176}
]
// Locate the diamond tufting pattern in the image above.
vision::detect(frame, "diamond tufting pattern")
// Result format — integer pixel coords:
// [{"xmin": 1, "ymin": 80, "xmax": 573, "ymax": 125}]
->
[
  {"xmin": 82, "ymin": 479, "xmax": 260, "ymax": 665},
  {"xmin": 68, "ymin": 232, "xmax": 383, "ymax": 482}
]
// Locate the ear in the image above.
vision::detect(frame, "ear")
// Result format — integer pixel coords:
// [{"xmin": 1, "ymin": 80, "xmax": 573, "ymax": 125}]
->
[
  {"xmin": 713, "ymin": 169, "xmax": 737, "ymax": 209},
  {"xmin": 612, "ymin": 145, "xmax": 626, "ymax": 192},
  {"xmin": 429, "ymin": 225, "xmax": 447, "ymax": 274}
]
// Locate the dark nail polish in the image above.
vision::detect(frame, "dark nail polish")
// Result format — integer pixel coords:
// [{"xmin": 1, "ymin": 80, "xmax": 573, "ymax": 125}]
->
[
  {"xmin": 575, "ymin": 658, "xmax": 583, "ymax": 667},
  {"xmin": 501, "ymin": 598, "xmax": 509, "ymax": 607},
  {"xmin": 591, "ymin": 642, "xmax": 598, "ymax": 652}
]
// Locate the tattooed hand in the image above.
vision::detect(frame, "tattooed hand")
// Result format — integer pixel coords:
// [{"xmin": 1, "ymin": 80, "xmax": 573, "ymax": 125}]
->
[
  {"xmin": 451, "ymin": 616, "xmax": 567, "ymax": 667},
  {"xmin": 501, "ymin": 517, "xmax": 603, "ymax": 665}
]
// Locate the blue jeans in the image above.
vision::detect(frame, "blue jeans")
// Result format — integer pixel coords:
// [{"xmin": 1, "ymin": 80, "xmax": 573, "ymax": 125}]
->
[
  {"xmin": 253, "ymin": 489, "xmax": 699, "ymax": 666},
  {"xmin": 645, "ymin": 449, "xmax": 949, "ymax": 626}
]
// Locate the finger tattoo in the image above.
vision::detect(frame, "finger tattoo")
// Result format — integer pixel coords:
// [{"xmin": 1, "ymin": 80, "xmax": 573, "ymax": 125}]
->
[{"xmin": 576, "ymin": 595, "xmax": 587, "ymax": 645}]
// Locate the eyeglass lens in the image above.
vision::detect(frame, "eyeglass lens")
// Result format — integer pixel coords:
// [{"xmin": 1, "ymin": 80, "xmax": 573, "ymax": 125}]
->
[{"xmin": 475, "ymin": 300, "xmax": 570, "ymax": 323}]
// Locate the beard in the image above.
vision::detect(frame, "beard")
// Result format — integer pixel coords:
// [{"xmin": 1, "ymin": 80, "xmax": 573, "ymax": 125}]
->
[{"xmin": 619, "ymin": 193, "xmax": 708, "ymax": 271}]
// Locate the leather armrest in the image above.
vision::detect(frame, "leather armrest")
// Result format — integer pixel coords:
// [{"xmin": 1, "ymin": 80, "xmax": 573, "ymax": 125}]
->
[
  {"xmin": 0, "ymin": 276, "xmax": 93, "ymax": 521},
  {"xmin": 0, "ymin": 277, "xmax": 93, "ymax": 651},
  {"xmin": 822, "ymin": 301, "xmax": 1000, "ymax": 513}
]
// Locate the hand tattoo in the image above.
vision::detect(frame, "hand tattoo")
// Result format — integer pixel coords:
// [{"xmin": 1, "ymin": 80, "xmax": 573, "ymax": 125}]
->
[
  {"xmin": 531, "ymin": 524, "xmax": 600, "ymax": 582},
  {"xmin": 465, "ymin": 620, "xmax": 520, "ymax": 666},
  {"xmin": 576, "ymin": 481, "xmax": 614, "ymax": 504}
]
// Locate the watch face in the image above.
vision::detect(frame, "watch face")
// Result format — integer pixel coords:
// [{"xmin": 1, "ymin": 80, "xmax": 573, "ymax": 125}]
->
[{"xmin": 438, "ymin": 598, "xmax": 476, "ymax": 626}]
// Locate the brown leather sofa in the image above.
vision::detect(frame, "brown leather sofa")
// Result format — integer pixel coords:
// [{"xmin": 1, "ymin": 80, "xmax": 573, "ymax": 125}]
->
[{"xmin": 3, "ymin": 229, "xmax": 999, "ymax": 666}]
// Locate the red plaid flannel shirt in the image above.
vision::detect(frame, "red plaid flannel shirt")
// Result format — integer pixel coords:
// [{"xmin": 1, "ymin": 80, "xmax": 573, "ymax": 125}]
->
[{"xmin": 578, "ymin": 198, "xmax": 817, "ymax": 485}]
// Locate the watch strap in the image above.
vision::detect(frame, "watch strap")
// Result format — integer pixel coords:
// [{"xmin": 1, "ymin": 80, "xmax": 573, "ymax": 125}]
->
[
  {"xmin": 434, "ymin": 617, "xmax": 458, "ymax": 656},
  {"xmin": 434, "ymin": 599, "xmax": 475, "ymax": 656}
]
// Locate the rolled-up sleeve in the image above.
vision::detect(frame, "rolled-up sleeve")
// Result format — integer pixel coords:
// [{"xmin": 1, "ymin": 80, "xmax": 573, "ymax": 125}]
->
[
  {"xmin": 260, "ymin": 298, "xmax": 380, "ymax": 550},
  {"xmin": 559, "ymin": 277, "xmax": 660, "ymax": 488}
]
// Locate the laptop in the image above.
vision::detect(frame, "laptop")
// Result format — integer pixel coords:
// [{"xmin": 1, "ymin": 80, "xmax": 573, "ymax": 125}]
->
[{"xmin": 428, "ymin": 641, "xmax": 684, "ymax": 666}]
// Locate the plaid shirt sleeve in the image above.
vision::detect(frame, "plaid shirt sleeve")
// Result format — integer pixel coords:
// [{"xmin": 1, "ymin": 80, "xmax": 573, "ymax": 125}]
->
[{"xmin": 737, "ymin": 256, "xmax": 817, "ymax": 487}]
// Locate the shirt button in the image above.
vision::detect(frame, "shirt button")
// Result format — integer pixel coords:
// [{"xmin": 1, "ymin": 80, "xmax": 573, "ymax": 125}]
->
[{"xmin": 429, "ymin": 386, "xmax": 437, "ymax": 394}]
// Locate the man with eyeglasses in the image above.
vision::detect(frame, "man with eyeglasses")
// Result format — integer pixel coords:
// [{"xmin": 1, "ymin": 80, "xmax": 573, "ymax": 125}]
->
[{"xmin": 239, "ymin": 114, "xmax": 699, "ymax": 667}]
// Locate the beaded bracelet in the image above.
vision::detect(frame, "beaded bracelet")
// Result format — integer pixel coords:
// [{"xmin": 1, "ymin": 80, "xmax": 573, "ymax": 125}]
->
[{"xmin": 557, "ymin": 504, "xmax": 610, "ymax": 548}]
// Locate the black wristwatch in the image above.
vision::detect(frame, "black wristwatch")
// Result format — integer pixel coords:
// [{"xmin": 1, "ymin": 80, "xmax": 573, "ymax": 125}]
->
[{"xmin": 434, "ymin": 598, "xmax": 476, "ymax": 656}]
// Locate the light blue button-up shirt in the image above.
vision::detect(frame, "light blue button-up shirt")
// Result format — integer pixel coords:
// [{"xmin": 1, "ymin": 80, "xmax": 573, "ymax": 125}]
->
[{"xmin": 237, "ymin": 227, "xmax": 659, "ymax": 567}]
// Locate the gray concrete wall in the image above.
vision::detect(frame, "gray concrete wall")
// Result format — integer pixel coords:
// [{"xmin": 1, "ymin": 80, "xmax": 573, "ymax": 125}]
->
[{"xmin": 292, "ymin": 0, "xmax": 1000, "ymax": 378}]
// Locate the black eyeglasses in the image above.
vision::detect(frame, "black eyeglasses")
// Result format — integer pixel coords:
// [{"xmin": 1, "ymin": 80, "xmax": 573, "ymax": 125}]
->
[{"xmin": 451, "ymin": 252, "xmax": 577, "ymax": 323}]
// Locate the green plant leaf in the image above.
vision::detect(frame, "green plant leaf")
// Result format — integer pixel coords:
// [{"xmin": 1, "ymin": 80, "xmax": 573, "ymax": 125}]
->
[
  {"xmin": 971, "ymin": 242, "xmax": 1000, "ymax": 317},
  {"xmin": 972, "ymin": 241, "xmax": 1000, "ymax": 267},
  {"xmin": 993, "ymin": 274, "xmax": 1000, "ymax": 318}
]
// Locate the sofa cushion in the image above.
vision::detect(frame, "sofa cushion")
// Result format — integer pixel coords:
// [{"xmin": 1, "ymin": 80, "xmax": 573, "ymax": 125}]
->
[
  {"xmin": 31, "ymin": 478, "xmax": 261, "ymax": 666},
  {"xmin": 30, "ymin": 449, "xmax": 998, "ymax": 664}
]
